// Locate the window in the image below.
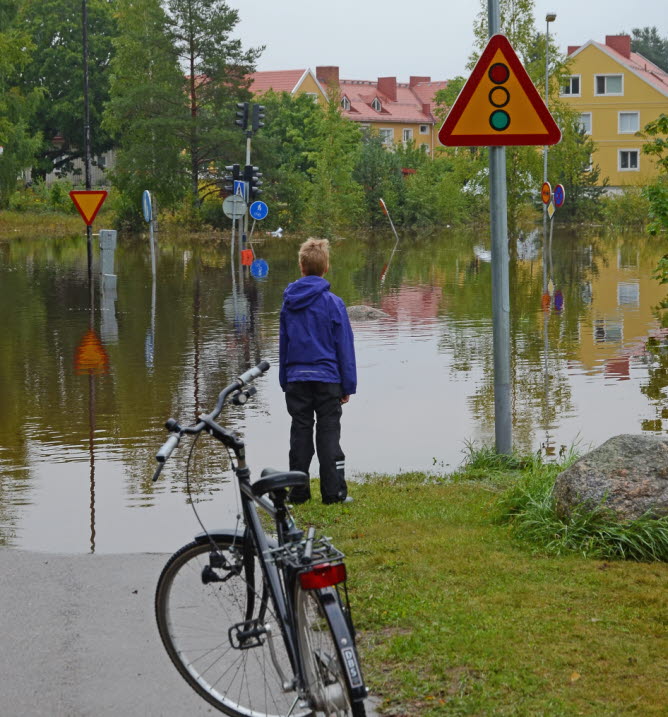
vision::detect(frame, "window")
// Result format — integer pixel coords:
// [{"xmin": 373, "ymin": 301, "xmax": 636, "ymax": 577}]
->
[
  {"xmin": 421, "ymin": 143, "xmax": 430, "ymax": 152},
  {"xmin": 371, "ymin": 97, "xmax": 382, "ymax": 112},
  {"xmin": 304, "ymin": 92, "xmax": 319, "ymax": 102},
  {"xmin": 561, "ymin": 75, "xmax": 581, "ymax": 96},
  {"xmin": 619, "ymin": 150, "xmax": 639, "ymax": 171},
  {"xmin": 419, "ymin": 124, "xmax": 429, "ymax": 134},
  {"xmin": 585, "ymin": 154, "xmax": 593, "ymax": 172},
  {"xmin": 618, "ymin": 111, "xmax": 639, "ymax": 134},
  {"xmin": 618, "ymin": 282, "xmax": 640, "ymax": 307},
  {"xmin": 402, "ymin": 128, "xmax": 413, "ymax": 143},
  {"xmin": 341, "ymin": 96, "xmax": 350, "ymax": 111},
  {"xmin": 578, "ymin": 112, "xmax": 592, "ymax": 134},
  {"xmin": 595, "ymin": 74, "xmax": 623, "ymax": 95},
  {"xmin": 379, "ymin": 128, "xmax": 393, "ymax": 145}
]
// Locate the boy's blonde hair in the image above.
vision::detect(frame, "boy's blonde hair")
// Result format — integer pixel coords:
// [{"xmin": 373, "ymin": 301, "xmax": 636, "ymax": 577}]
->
[{"xmin": 299, "ymin": 238, "xmax": 330, "ymax": 276}]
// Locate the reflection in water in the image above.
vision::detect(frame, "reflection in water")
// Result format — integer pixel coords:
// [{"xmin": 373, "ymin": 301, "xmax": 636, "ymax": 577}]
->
[{"xmin": 2, "ymin": 229, "xmax": 668, "ymax": 552}]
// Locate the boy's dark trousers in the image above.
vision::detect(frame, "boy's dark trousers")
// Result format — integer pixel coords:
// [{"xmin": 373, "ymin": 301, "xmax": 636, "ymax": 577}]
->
[{"xmin": 284, "ymin": 381, "xmax": 347, "ymax": 503}]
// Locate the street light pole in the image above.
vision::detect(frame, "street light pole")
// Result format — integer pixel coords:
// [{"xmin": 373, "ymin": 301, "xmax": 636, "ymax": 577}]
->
[{"xmin": 543, "ymin": 12, "xmax": 556, "ymax": 229}]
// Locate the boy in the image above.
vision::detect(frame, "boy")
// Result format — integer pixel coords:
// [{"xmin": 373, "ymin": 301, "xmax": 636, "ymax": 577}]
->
[{"xmin": 279, "ymin": 238, "xmax": 356, "ymax": 504}]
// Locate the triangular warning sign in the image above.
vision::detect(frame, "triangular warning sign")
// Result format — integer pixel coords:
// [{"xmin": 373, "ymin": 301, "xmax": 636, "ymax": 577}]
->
[
  {"xmin": 69, "ymin": 190, "xmax": 108, "ymax": 226},
  {"xmin": 439, "ymin": 34, "xmax": 561, "ymax": 147}
]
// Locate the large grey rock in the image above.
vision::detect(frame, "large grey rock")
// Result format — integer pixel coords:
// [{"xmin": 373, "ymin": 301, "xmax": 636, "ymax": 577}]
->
[
  {"xmin": 346, "ymin": 305, "xmax": 389, "ymax": 320},
  {"xmin": 554, "ymin": 434, "xmax": 668, "ymax": 521}
]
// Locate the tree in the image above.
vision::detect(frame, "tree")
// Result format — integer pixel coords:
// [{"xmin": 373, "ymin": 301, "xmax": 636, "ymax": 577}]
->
[
  {"xmin": 302, "ymin": 89, "xmax": 364, "ymax": 236},
  {"xmin": 641, "ymin": 113, "xmax": 668, "ymax": 235},
  {"xmin": 103, "ymin": 0, "xmax": 187, "ymax": 227},
  {"xmin": 164, "ymin": 0, "xmax": 261, "ymax": 204},
  {"xmin": 0, "ymin": 1, "xmax": 41, "ymax": 206},
  {"xmin": 18, "ymin": 0, "xmax": 117, "ymax": 181},
  {"xmin": 630, "ymin": 27, "xmax": 668, "ymax": 72}
]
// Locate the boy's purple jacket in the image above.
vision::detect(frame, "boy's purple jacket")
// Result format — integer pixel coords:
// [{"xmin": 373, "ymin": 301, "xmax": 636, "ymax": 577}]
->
[{"xmin": 279, "ymin": 275, "xmax": 357, "ymax": 396}]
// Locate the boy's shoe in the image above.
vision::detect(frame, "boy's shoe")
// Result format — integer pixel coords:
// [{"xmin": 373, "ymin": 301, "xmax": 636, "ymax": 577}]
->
[
  {"xmin": 323, "ymin": 495, "xmax": 354, "ymax": 505},
  {"xmin": 288, "ymin": 489, "xmax": 311, "ymax": 505}
]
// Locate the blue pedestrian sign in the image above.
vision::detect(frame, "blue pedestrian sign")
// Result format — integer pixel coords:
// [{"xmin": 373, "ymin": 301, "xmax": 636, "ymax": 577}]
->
[
  {"xmin": 142, "ymin": 190, "xmax": 152, "ymax": 222},
  {"xmin": 249, "ymin": 201, "xmax": 269, "ymax": 221},
  {"xmin": 250, "ymin": 258, "xmax": 269, "ymax": 279},
  {"xmin": 234, "ymin": 180, "xmax": 247, "ymax": 202}
]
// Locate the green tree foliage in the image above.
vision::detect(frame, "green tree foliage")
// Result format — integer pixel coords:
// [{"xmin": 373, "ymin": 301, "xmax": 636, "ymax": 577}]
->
[
  {"xmin": 302, "ymin": 91, "xmax": 364, "ymax": 237},
  {"xmin": 547, "ymin": 106, "xmax": 607, "ymax": 222},
  {"xmin": 641, "ymin": 113, "xmax": 668, "ymax": 235},
  {"xmin": 164, "ymin": 0, "xmax": 261, "ymax": 204},
  {"xmin": 250, "ymin": 90, "xmax": 323, "ymax": 230},
  {"xmin": 18, "ymin": 0, "xmax": 117, "ymax": 180},
  {"xmin": 103, "ymin": 0, "xmax": 187, "ymax": 228},
  {"xmin": 0, "ymin": 1, "xmax": 41, "ymax": 206},
  {"xmin": 353, "ymin": 132, "xmax": 405, "ymax": 228},
  {"xmin": 629, "ymin": 27, "xmax": 668, "ymax": 72}
]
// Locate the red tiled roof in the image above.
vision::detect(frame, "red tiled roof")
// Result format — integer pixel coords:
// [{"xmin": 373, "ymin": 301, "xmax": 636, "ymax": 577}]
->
[
  {"xmin": 569, "ymin": 42, "xmax": 668, "ymax": 96},
  {"xmin": 249, "ymin": 69, "xmax": 308, "ymax": 95},
  {"xmin": 339, "ymin": 79, "xmax": 448, "ymax": 124}
]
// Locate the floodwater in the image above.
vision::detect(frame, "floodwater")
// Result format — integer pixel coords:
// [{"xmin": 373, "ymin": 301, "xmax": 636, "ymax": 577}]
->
[{"xmin": 1, "ymin": 226, "xmax": 668, "ymax": 553}]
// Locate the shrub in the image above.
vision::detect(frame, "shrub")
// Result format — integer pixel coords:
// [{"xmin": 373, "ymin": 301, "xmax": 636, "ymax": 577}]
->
[{"xmin": 600, "ymin": 187, "xmax": 651, "ymax": 229}]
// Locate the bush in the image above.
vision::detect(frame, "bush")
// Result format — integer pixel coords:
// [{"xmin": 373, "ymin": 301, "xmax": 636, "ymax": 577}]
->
[
  {"xmin": 7, "ymin": 180, "xmax": 78, "ymax": 214},
  {"xmin": 600, "ymin": 187, "xmax": 651, "ymax": 229}
]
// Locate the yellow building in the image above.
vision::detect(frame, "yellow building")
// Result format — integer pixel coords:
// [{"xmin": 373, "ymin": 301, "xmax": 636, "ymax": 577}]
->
[
  {"xmin": 560, "ymin": 35, "xmax": 668, "ymax": 187},
  {"xmin": 249, "ymin": 66, "xmax": 447, "ymax": 156}
]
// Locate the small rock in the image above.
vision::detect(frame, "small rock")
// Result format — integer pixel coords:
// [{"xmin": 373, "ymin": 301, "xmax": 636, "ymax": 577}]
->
[{"xmin": 346, "ymin": 305, "xmax": 389, "ymax": 320}]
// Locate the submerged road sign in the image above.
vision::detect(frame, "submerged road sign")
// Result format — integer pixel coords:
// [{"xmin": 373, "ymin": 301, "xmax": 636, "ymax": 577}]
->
[
  {"xmin": 70, "ymin": 190, "xmax": 108, "ymax": 226},
  {"xmin": 439, "ymin": 34, "xmax": 561, "ymax": 147}
]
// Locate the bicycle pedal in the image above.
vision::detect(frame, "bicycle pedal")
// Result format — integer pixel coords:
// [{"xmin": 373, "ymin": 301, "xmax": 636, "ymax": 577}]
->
[{"xmin": 229, "ymin": 619, "xmax": 266, "ymax": 650}]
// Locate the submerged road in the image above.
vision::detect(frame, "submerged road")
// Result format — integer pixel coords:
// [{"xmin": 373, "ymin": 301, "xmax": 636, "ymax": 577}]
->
[{"xmin": 0, "ymin": 549, "xmax": 379, "ymax": 716}]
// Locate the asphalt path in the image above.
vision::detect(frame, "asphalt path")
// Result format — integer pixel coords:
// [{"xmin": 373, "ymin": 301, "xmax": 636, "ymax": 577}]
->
[{"xmin": 0, "ymin": 549, "xmax": 379, "ymax": 717}]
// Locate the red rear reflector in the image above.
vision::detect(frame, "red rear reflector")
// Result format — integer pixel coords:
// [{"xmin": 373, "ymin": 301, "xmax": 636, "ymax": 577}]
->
[{"xmin": 299, "ymin": 563, "xmax": 347, "ymax": 590}]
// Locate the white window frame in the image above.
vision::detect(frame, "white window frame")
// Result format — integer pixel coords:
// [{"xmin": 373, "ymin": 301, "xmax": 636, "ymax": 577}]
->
[
  {"xmin": 402, "ymin": 128, "xmax": 413, "ymax": 143},
  {"xmin": 341, "ymin": 96, "xmax": 350, "ymax": 111},
  {"xmin": 618, "ymin": 111, "xmax": 639, "ymax": 134},
  {"xmin": 578, "ymin": 112, "xmax": 592, "ymax": 135},
  {"xmin": 618, "ymin": 149, "xmax": 639, "ymax": 171},
  {"xmin": 378, "ymin": 128, "xmax": 393, "ymax": 145},
  {"xmin": 419, "ymin": 124, "xmax": 429, "ymax": 134},
  {"xmin": 595, "ymin": 74, "xmax": 623, "ymax": 96},
  {"xmin": 560, "ymin": 75, "xmax": 581, "ymax": 97},
  {"xmin": 372, "ymin": 97, "xmax": 382, "ymax": 112}
]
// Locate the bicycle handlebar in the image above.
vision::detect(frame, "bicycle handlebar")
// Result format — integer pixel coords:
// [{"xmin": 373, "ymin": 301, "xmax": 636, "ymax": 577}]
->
[{"xmin": 152, "ymin": 360, "xmax": 271, "ymax": 480}]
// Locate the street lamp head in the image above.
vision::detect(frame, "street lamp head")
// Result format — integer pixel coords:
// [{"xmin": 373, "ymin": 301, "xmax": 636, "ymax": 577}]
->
[{"xmin": 546, "ymin": 12, "xmax": 557, "ymax": 22}]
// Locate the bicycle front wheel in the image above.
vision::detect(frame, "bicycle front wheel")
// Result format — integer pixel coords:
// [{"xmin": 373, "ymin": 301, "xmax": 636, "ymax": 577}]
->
[
  {"xmin": 295, "ymin": 585, "xmax": 366, "ymax": 717},
  {"xmin": 155, "ymin": 537, "xmax": 310, "ymax": 717}
]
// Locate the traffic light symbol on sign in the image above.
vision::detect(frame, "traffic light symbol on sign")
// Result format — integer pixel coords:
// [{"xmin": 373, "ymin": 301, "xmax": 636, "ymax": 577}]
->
[{"xmin": 438, "ymin": 34, "xmax": 561, "ymax": 147}]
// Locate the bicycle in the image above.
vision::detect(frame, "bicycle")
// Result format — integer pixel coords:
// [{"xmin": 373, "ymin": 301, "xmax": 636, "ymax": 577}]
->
[{"xmin": 152, "ymin": 360, "xmax": 368, "ymax": 717}]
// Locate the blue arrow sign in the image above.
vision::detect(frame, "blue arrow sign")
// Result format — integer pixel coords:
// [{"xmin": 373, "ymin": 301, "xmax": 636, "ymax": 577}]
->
[
  {"xmin": 142, "ymin": 190, "xmax": 152, "ymax": 222},
  {"xmin": 249, "ymin": 201, "xmax": 269, "ymax": 221}
]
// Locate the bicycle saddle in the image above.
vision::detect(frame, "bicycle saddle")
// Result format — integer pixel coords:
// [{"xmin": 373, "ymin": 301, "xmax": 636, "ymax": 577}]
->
[{"xmin": 251, "ymin": 468, "xmax": 309, "ymax": 497}]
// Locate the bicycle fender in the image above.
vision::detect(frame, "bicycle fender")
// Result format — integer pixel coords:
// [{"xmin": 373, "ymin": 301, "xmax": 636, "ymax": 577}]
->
[
  {"xmin": 318, "ymin": 589, "xmax": 367, "ymax": 702},
  {"xmin": 193, "ymin": 528, "xmax": 245, "ymax": 545}
]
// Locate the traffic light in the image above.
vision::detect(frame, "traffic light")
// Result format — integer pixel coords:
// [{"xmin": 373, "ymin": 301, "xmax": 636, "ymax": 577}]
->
[
  {"xmin": 223, "ymin": 163, "xmax": 241, "ymax": 194},
  {"xmin": 235, "ymin": 102, "xmax": 249, "ymax": 130},
  {"xmin": 252, "ymin": 104, "xmax": 265, "ymax": 132},
  {"xmin": 243, "ymin": 164, "xmax": 263, "ymax": 202},
  {"xmin": 487, "ymin": 62, "xmax": 510, "ymax": 132}
]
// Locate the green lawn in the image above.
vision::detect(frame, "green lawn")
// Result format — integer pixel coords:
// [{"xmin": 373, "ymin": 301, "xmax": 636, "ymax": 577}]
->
[{"xmin": 296, "ymin": 473, "xmax": 668, "ymax": 715}]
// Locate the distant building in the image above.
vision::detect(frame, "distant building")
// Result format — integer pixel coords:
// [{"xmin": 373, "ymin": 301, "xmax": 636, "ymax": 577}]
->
[
  {"xmin": 249, "ymin": 66, "xmax": 447, "ymax": 156},
  {"xmin": 561, "ymin": 35, "xmax": 668, "ymax": 187}
]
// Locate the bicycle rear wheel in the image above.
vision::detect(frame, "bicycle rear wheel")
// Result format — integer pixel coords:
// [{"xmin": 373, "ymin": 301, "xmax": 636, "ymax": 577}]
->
[
  {"xmin": 155, "ymin": 537, "xmax": 311, "ymax": 717},
  {"xmin": 295, "ymin": 585, "xmax": 366, "ymax": 717}
]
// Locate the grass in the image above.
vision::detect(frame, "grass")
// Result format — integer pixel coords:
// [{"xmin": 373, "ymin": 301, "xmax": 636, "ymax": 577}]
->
[
  {"xmin": 0, "ymin": 210, "xmax": 94, "ymax": 238},
  {"xmin": 294, "ymin": 458, "xmax": 668, "ymax": 715}
]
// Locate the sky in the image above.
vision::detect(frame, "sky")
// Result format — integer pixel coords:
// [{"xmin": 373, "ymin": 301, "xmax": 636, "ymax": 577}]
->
[{"xmin": 230, "ymin": 0, "xmax": 668, "ymax": 81}]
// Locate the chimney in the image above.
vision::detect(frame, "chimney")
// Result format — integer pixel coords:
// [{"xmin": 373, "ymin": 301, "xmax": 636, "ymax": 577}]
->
[
  {"xmin": 567, "ymin": 45, "xmax": 580, "ymax": 56},
  {"xmin": 409, "ymin": 76, "xmax": 431, "ymax": 87},
  {"xmin": 377, "ymin": 76, "xmax": 397, "ymax": 101},
  {"xmin": 605, "ymin": 35, "xmax": 631, "ymax": 58},
  {"xmin": 315, "ymin": 66, "xmax": 339, "ymax": 88}
]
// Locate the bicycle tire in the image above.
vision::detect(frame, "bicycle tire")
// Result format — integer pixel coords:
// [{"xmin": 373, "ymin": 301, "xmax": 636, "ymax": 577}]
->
[
  {"xmin": 155, "ymin": 537, "xmax": 312, "ymax": 717},
  {"xmin": 295, "ymin": 585, "xmax": 367, "ymax": 717}
]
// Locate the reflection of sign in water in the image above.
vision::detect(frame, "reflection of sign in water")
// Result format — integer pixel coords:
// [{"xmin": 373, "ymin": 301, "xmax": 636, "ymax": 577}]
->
[
  {"xmin": 250, "ymin": 258, "xmax": 269, "ymax": 279},
  {"xmin": 223, "ymin": 291, "xmax": 250, "ymax": 329},
  {"xmin": 145, "ymin": 330, "xmax": 154, "ymax": 369},
  {"xmin": 74, "ymin": 329, "xmax": 110, "ymax": 375}
]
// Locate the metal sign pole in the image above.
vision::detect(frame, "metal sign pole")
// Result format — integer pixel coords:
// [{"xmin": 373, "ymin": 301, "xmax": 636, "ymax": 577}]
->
[{"xmin": 488, "ymin": 0, "xmax": 512, "ymax": 454}]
